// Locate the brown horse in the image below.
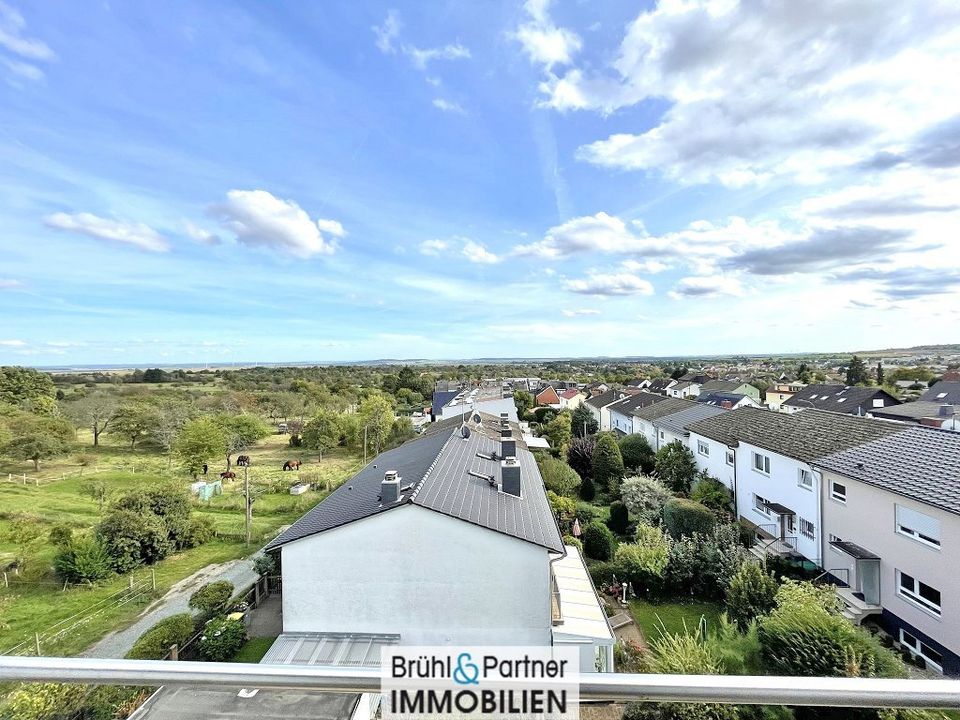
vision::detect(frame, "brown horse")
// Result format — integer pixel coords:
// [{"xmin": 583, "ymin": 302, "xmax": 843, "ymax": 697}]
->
[
  {"xmin": 282, "ymin": 459, "xmax": 302, "ymax": 471},
  {"xmin": 236, "ymin": 455, "xmax": 251, "ymax": 467},
  {"xmin": 220, "ymin": 471, "xmax": 236, "ymax": 480}
]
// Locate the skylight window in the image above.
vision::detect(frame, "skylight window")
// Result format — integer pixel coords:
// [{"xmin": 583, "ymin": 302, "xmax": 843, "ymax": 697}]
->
[
  {"xmin": 937, "ymin": 393, "xmax": 947, "ymax": 399},
  {"xmin": 837, "ymin": 398, "xmax": 846, "ymax": 403}
]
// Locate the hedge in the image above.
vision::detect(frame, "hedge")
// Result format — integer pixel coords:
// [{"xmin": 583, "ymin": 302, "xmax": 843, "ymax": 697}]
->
[
  {"xmin": 662, "ymin": 498, "xmax": 716, "ymax": 538},
  {"xmin": 125, "ymin": 613, "xmax": 196, "ymax": 660},
  {"xmin": 582, "ymin": 521, "xmax": 616, "ymax": 561}
]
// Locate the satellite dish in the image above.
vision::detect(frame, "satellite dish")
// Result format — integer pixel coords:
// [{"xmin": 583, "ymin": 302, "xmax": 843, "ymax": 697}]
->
[
  {"xmin": 472, "ymin": 413, "xmax": 482, "ymax": 424},
  {"xmin": 460, "ymin": 425, "xmax": 471, "ymax": 439}
]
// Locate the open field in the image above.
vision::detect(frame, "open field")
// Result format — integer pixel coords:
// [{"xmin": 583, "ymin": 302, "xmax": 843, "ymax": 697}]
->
[{"xmin": 0, "ymin": 431, "xmax": 361, "ymax": 657}]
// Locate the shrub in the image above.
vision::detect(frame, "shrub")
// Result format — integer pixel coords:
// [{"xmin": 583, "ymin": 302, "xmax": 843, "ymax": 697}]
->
[
  {"xmin": 183, "ymin": 515, "xmax": 216, "ymax": 548},
  {"xmin": 618, "ymin": 434, "xmax": 655, "ymax": 474},
  {"xmin": 561, "ymin": 534, "xmax": 582, "ymax": 551},
  {"xmin": 126, "ymin": 613, "xmax": 195, "ymax": 659},
  {"xmin": 199, "ymin": 615, "xmax": 246, "ymax": 661},
  {"xmin": 566, "ymin": 436, "xmax": 595, "ymax": 480},
  {"xmin": 582, "ymin": 521, "xmax": 616, "ymax": 561},
  {"xmin": 621, "ymin": 475, "xmax": 671, "ymax": 526},
  {"xmin": 2, "ymin": 682, "xmax": 87, "ymax": 720},
  {"xmin": 575, "ymin": 502, "xmax": 600, "ymax": 523},
  {"xmin": 253, "ymin": 552, "xmax": 277, "ymax": 577},
  {"xmin": 47, "ymin": 523, "xmax": 74, "ymax": 549},
  {"xmin": 537, "ymin": 454, "xmax": 581, "ymax": 497},
  {"xmin": 727, "ymin": 562, "xmax": 779, "ymax": 631},
  {"xmin": 189, "ymin": 580, "xmax": 235, "ymax": 615},
  {"xmin": 587, "ymin": 560, "xmax": 618, "ymax": 587},
  {"xmin": 592, "ymin": 434, "xmax": 625, "ymax": 494},
  {"xmin": 607, "ymin": 500, "xmax": 630, "ymax": 534},
  {"xmin": 96, "ymin": 509, "xmax": 172, "ymax": 572},
  {"xmin": 53, "ymin": 536, "xmax": 113, "ymax": 584},
  {"xmin": 664, "ymin": 524, "xmax": 745, "ymax": 598},
  {"xmin": 663, "ymin": 498, "xmax": 716, "ymax": 538},
  {"xmin": 614, "ymin": 525, "xmax": 670, "ymax": 594},
  {"xmin": 690, "ymin": 475, "xmax": 732, "ymax": 514},
  {"xmin": 654, "ymin": 440, "xmax": 698, "ymax": 494},
  {"xmin": 578, "ymin": 475, "xmax": 595, "ymax": 501}
]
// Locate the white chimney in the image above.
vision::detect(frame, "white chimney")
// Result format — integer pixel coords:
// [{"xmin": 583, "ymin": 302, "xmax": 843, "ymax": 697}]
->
[
  {"xmin": 501, "ymin": 457, "xmax": 521, "ymax": 497},
  {"xmin": 381, "ymin": 470, "xmax": 401, "ymax": 503}
]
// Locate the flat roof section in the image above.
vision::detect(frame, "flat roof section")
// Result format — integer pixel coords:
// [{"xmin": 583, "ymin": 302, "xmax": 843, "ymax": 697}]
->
[{"xmin": 551, "ymin": 545, "xmax": 615, "ymax": 643}]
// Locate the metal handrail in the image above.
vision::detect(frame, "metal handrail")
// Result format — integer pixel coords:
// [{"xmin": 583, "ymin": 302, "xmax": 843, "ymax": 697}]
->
[{"xmin": 2, "ymin": 656, "xmax": 960, "ymax": 708}]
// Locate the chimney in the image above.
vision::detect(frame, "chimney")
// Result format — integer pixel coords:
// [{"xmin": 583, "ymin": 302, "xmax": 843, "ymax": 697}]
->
[
  {"xmin": 940, "ymin": 404, "xmax": 955, "ymax": 418},
  {"xmin": 721, "ymin": 400, "xmax": 734, "ymax": 409},
  {"xmin": 381, "ymin": 470, "xmax": 401, "ymax": 503},
  {"xmin": 500, "ymin": 425, "xmax": 512, "ymax": 439},
  {"xmin": 501, "ymin": 427, "xmax": 517, "ymax": 459},
  {"xmin": 501, "ymin": 457, "xmax": 521, "ymax": 497}
]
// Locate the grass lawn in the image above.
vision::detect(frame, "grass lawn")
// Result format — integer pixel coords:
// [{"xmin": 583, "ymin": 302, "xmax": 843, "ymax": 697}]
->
[
  {"xmin": 231, "ymin": 636, "xmax": 277, "ymax": 663},
  {"xmin": 629, "ymin": 598, "xmax": 724, "ymax": 641}
]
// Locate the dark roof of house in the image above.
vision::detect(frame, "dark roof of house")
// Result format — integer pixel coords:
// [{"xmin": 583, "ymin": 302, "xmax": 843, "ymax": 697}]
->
[
  {"xmin": 265, "ymin": 412, "xmax": 563, "ymax": 553},
  {"xmin": 584, "ymin": 388, "xmax": 627, "ymax": 409},
  {"xmin": 871, "ymin": 401, "xmax": 960, "ymax": 422},
  {"xmin": 679, "ymin": 372, "xmax": 712, "ymax": 383},
  {"xmin": 782, "ymin": 384, "xmax": 900, "ymax": 414},
  {"xmin": 607, "ymin": 391, "xmax": 670, "ymax": 416},
  {"xmin": 653, "ymin": 404, "xmax": 727, "ymax": 437},
  {"xmin": 817, "ymin": 425, "xmax": 960, "ymax": 516},
  {"xmin": 647, "ymin": 378, "xmax": 674, "ymax": 392},
  {"xmin": 685, "ymin": 407, "xmax": 909, "ymax": 462},
  {"xmin": 631, "ymin": 397, "xmax": 697, "ymax": 421},
  {"xmin": 699, "ymin": 380, "xmax": 745, "ymax": 394},
  {"xmin": 921, "ymin": 382, "xmax": 960, "ymax": 404},
  {"xmin": 670, "ymin": 380, "xmax": 695, "ymax": 392},
  {"xmin": 696, "ymin": 391, "xmax": 755, "ymax": 407},
  {"xmin": 431, "ymin": 390, "xmax": 460, "ymax": 410}
]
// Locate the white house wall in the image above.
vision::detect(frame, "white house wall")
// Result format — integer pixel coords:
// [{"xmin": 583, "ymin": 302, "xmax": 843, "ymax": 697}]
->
[
  {"xmin": 280, "ymin": 505, "xmax": 551, "ymax": 646},
  {"xmin": 688, "ymin": 431, "xmax": 736, "ymax": 493},
  {"xmin": 441, "ymin": 397, "xmax": 518, "ymax": 422},
  {"xmin": 609, "ymin": 409, "xmax": 634, "ymax": 435}
]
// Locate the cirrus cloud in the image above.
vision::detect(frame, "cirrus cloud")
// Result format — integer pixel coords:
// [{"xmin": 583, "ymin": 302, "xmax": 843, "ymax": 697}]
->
[{"xmin": 44, "ymin": 212, "xmax": 170, "ymax": 252}]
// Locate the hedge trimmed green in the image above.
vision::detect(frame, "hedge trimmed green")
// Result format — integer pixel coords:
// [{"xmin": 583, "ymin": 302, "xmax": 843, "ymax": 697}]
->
[
  {"xmin": 125, "ymin": 613, "xmax": 195, "ymax": 660},
  {"xmin": 188, "ymin": 580, "xmax": 235, "ymax": 615},
  {"xmin": 582, "ymin": 521, "xmax": 616, "ymax": 561},
  {"xmin": 662, "ymin": 498, "xmax": 716, "ymax": 538}
]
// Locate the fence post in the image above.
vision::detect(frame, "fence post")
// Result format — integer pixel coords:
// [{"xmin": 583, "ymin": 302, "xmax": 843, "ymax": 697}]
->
[
  {"xmin": 169, "ymin": 644, "xmax": 178, "ymax": 661},
  {"xmin": 254, "ymin": 578, "xmax": 260, "ymax": 608},
  {"xmin": 3, "ymin": 572, "xmax": 7, "ymax": 587},
  {"xmin": 129, "ymin": 576, "xmax": 134, "ymax": 591},
  {"xmin": 35, "ymin": 633, "xmax": 41, "ymax": 656},
  {"xmin": 151, "ymin": 569, "xmax": 156, "ymax": 591}
]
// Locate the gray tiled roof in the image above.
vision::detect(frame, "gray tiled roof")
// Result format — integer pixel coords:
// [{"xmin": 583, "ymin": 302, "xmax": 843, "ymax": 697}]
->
[
  {"xmin": 584, "ymin": 388, "xmax": 627, "ymax": 409},
  {"xmin": 782, "ymin": 384, "xmax": 900, "ymax": 415},
  {"xmin": 921, "ymin": 382, "xmax": 960, "ymax": 405},
  {"xmin": 265, "ymin": 413, "xmax": 563, "ymax": 553},
  {"xmin": 685, "ymin": 407, "xmax": 910, "ymax": 462},
  {"xmin": 696, "ymin": 391, "xmax": 755, "ymax": 407},
  {"xmin": 631, "ymin": 397, "xmax": 696, "ymax": 421},
  {"xmin": 699, "ymin": 380, "xmax": 744, "ymax": 394},
  {"xmin": 871, "ymin": 401, "xmax": 960, "ymax": 421},
  {"xmin": 653, "ymin": 404, "xmax": 727, "ymax": 437},
  {"xmin": 607, "ymin": 391, "xmax": 669, "ymax": 416},
  {"xmin": 816, "ymin": 425, "xmax": 960, "ymax": 516}
]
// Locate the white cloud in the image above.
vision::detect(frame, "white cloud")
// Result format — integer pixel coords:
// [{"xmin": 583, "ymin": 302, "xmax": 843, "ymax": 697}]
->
[
  {"xmin": 406, "ymin": 43, "xmax": 470, "ymax": 70},
  {"xmin": 562, "ymin": 308, "xmax": 600, "ymax": 317},
  {"xmin": 0, "ymin": 1, "xmax": 54, "ymax": 82},
  {"xmin": 0, "ymin": 278, "xmax": 23, "ymax": 289},
  {"xmin": 45, "ymin": 212, "xmax": 170, "ymax": 252},
  {"xmin": 668, "ymin": 276, "xmax": 744, "ymax": 299},
  {"xmin": 514, "ymin": 212, "xmax": 656, "ymax": 258},
  {"xmin": 419, "ymin": 239, "xmax": 448, "ymax": 256},
  {"xmin": 372, "ymin": 9, "xmax": 401, "ymax": 54},
  {"xmin": 0, "ymin": 339, "xmax": 27, "ymax": 347},
  {"xmin": 537, "ymin": 1, "xmax": 960, "ymax": 187},
  {"xmin": 563, "ymin": 272, "xmax": 654, "ymax": 296},
  {"xmin": 432, "ymin": 98, "xmax": 465, "ymax": 114},
  {"xmin": 514, "ymin": 0, "xmax": 582, "ymax": 70},
  {"xmin": 183, "ymin": 220, "xmax": 220, "ymax": 246},
  {"xmin": 621, "ymin": 259, "xmax": 668, "ymax": 274},
  {"xmin": 462, "ymin": 240, "xmax": 499, "ymax": 264},
  {"xmin": 210, "ymin": 189, "xmax": 342, "ymax": 258}
]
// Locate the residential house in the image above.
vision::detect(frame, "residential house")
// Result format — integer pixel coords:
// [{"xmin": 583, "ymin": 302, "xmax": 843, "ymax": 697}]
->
[
  {"xmin": 630, "ymin": 397, "xmax": 699, "ymax": 450},
  {"xmin": 679, "ymin": 372, "xmax": 713, "ymax": 384},
  {"xmin": 606, "ymin": 392, "xmax": 671, "ymax": 436},
  {"xmin": 697, "ymin": 392, "xmax": 761, "ymax": 410},
  {"xmin": 265, "ymin": 412, "xmax": 614, "ymax": 673},
  {"xmin": 435, "ymin": 385, "xmax": 519, "ymax": 422},
  {"xmin": 817, "ymin": 426, "xmax": 960, "ymax": 675},
  {"xmin": 558, "ymin": 388, "xmax": 585, "ymax": 410},
  {"xmin": 535, "ymin": 385, "xmax": 562, "ymax": 408},
  {"xmin": 584, "ymin": 388, "xmax": 630, "ymax": 432},
  {"xmin": 584, "ymin": 382, "xmax": 610, "ymax": 397},
  {"xmin": 626, "ymin": 378, "xmax": 652, "ymax": 390},
  {"xmin": 922, "ymin": 381, "xmax": 960, "ymax": 405},
  {"xmin": 766, "ymin": 381, "xmax": 807, "ymax": 411},
  {"xmin": 667, "ymin": 380, "xmax": 700, "ymax": 399},
  {"xmin": 647, "ymin": 378, "xmax": 677, "ymax": 395},
  {"xmin": 699, "ymin": 380, "xmax": 761, "ymax": 401},
  {"xmin": 685, "ymin": 408, "xmax": 909, "ymax": 567},
  {"xmin": 871, "ymin": 402, "xmax": 960, "ymax": 430},
  {"xmin": 782, "ymin": 384, "xmax": 901, "ymax": 416},
  {"xmin": 652, "ymin": 404, "xmax": 727, "ymax": 453}
]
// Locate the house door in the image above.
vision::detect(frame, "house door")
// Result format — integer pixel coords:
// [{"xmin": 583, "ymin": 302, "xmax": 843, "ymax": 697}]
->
[{"xmin": 857, "ymin": 559, "xmax": 880, "ymax": 605}]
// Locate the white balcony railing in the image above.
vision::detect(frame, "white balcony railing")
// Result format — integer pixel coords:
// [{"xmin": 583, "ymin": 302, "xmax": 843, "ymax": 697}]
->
[{"xmin": 2, "ymin": 656, "xmax": 960, "ymax": 709}]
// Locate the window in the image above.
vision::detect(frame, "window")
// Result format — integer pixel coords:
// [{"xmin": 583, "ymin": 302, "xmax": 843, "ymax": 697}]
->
[
  {"xmin": 831, "ymin": 481, "xmax": 847, "ymax": 503},
  {"xmin": 753, "ymin": 493, "xmax": 771, "ymax": 517},
  {"xmin": 896, "ymin": 505, "xmax": 940, "ymax": 549},
  {"xmin": 786, "ymin": 514, "xmax": 797, "ymax": 535},
  {"xmin": 829, "ymin": 533, "xmax": 843, "ymax": 553},
  {"xmin": 936, "ymin": 392, "xmax": 947, "ymax": 400},
  {"xmin": 659, "ymin": 430, "xmax": 664, "ymax": 439},
  {"xmin": 837, "ymin": 398, "xmax": 847, "ymax": 404},
  {"xmin": 697, "ymin": 440, "xmax": 710, "ymax": 457},
  {"xmin": 752, "ymin": 451, "xmax": 771, "ymax": 474},
  {"xmin": 872, "ymin": 398, "xmax": 884, "ymax": 408},
  {"xmin": 897, "ymin": 571, "xmax": 942, "ymax": 616},
  {"xmin": 798, "ymin": 468, "xmax": 813, "ymax": 490},
  {"xmin": 799, "ymin": 518, "xmax": 815, "ymax": 539},
  {"xmin": 900, "ymin": 630, "xmax": 944, "ymax": 672},
  {"xmin": 725, "ymin": 449, "xmax": 734, "ymax": 466}
]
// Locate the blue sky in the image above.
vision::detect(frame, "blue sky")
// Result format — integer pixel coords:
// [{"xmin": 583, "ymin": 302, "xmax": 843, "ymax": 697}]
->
[{"xmin": 2, "ymin": 0, "xmax": 960, "ymax": 365}]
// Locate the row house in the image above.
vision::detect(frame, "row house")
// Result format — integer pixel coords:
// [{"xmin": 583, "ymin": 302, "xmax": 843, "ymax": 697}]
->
[
  {"xmin": 583, "ymin": 388, "xmax": 629, "ymax": 432},
  {"xmin": 606, "ymin": 392, "xmax": 670, "ymax": 436},
  {"xmin": 629, "ymin": 397, "xmax": 699, "ymax": 450}
]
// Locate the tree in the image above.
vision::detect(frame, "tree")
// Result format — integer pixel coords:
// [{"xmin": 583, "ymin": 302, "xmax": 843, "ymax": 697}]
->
[
  {"xmin": 215, "ymin": 414, "xmax": 270, "ymax": 470},
  {"xmin": 64, "ymin": 393, "xmax": 117, "ymax": 447},
  {"xmin": 618, "ymin": 434, "xmax": 655, "ymax": 474},
  {"xmin": 357, "ymin": 393, "xmax": 395, "ymax": 456},
  {"xmin": 108, "ymin": 402, "xmax": 162, "ymax": 449},
  {"xmin": 579, "ymin": 475, "xmax": 595, "ymax": 501},
  {"xmin": 654, "ymin": 440, "xmax": 698, "ymax": 494},
  {"xmin": 663, "ymin": 498, "xmax": 716, "ymax": 538},
  {"xmin": 727, "ymin": 562, "xmax": 779, "ymax": 631},
  {"xmin": 302, "ymin": 409, "xmax": 344, "ymax": 460},
  {"xmin": 542, "ymin": 410, "xmax": 572, "ymax": 452},
  {"xmin": 147, "ymin": 399, "xmax": 194, "ymax": 464},
  {"xmin": 142, "ymin": 368, "xmax": 169, "ymax": 383},
  {"xmin": 690, "ymin": 474, "xmax": 733, "ymax": 514},
  {"xmin": 607, "ymin": 500, "xmax": 630, "ymax": 534},
  {"xmin": 81, "ymin": 480, "xmax": 111, "ymax": 513},
  {"xmin": 2, "ymin": 413, "xmax": 74, "ymax": 471},
  {"xmin": 536, "ymin": 454, "xmax": 581, "ymax": 497},
  {"xmin": 174, "ymin": 416, "xmax": 228, "ymax": 478},
  {"xmin": 621, "ymin": 475, "xmax": 672, "ymax": 526},
  {"xmin": 572, "ymin": 403, "xmax": 598, "ymax": 437},
  {"xmin": 876, "ymin": 361, "xmax": 884, "ymax": 385},
  {"xmin": 581, "ymin": 521, "xmax": 616, "ymax": 560},
  {"xmin": 513, "ymin": 390, "xmax": 534, "ymax": 419},
  {"xmin": 592, "ymin": 433, "xmax": 625, "ymax": 495},
  {"xmin": 846, "ymin": 355, "xmax": 870, "ymax": 386},
  {"xmin": 0, "ymin": 366, "xmax": 55, "ymax": 407},
  {"xmin": 96, "ymin": 509, "xmax": 171, "ymax": 572},
  {"xmin": 566, "ymin": 436, "xmax": 595, "ymax": 480}
]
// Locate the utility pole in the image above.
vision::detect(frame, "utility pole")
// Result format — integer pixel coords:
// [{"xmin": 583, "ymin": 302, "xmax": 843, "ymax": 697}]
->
[
  {"xmin": 363, "ymin": 425, "xmax": 368, "ymax": 464},
  {"xmin": 244, "ymin": 464, "xmax": 252, "ymax": 547}
]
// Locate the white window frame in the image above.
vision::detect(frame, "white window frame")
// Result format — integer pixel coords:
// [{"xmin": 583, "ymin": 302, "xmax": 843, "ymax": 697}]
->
[
  {"xmin": 830, "ymin": 481, "xmax": 847, "ymax": 504},
  {"xmin": 799, "ymin": 517, "xmax": 815, "ymax": 539},
  {"xmin": 828, "ymin": 533, "xmax": 843, "ymax": 554},
  {"xmin": 725, "ymin": 449, "xmax": 734, "ymax": 466},
  {"xmin": 752, "ymin": 451, "xmax": 771, "ymax": 475},
  {"xmin": 897, "ymin": 570, "xmax": 942, "ymax": 617},
  {"xmin": 797, "ymin": 468, "xmax": 814, "ymax": 491},
  {"xmin": 697, "ymin": 440, "xmax": 710, "ymax": 457},
  {"xmin": 753, "ymin": 493, "xmax": 772, "ymax": 518},
  {"xmin": 895, "ymin": 505, "xmax": 941, "ymax": 550},
  {"xmin": 899, "ymin": 629, "xmax": 944, "ymax": 673}
]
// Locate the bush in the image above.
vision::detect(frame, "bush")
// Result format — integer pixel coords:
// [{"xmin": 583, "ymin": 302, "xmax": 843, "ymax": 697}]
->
[
  {"xmin": 664, "ymin": 524, "xmax": 745, "ymax": 598},
  {"xmin": 690, "ymin": 475, "xmax": 732, "ymax": 514},
  {"xmin": 126, "ymin": 613, "xmax": 195, "ymax": 659},
  {"xmin": 537, "ymin": 454, "xmax": 581, "ymax": 497},
  {"xmin": 2, "ymin": 683, "xmax": 87, "ymax": 720},
  {"xmin": 199, "ymin": 615, "xmax": 246, "ymax": 661},
  {"xmin": 663, "ymin": 498, "xmax": 716, "ymax": 538},
  {"xmin": 592, "ymin": 434, "xmax": 625, "ymax": 494},
  {"xmin": 53, "ymin": 536, "xmax": 113, "ymax": 584},
  {"xmin": 654, "ymin": 440, "xmax": 698, "ymax": 494},
  {"xmin": 253, "ymin": 552, "xmax": 277, "ymax": 577},
  {"xmin": 621, "ymin": 475, "xmax": 671, "ymax": 526},
  {"xmin": 607, "ymin": 500, "xmax": 630, "ymax": 534},
  {"xmin": 727, "ymin": 562, "xmax": 779, "ymax": 631},
  {"xmin": 618, "ymin": 434, "xmax": 655, "ymax": 474},
  {"xmin": 561, "ymin": 534, "xmax": 582, "ymax": 551},
  {"xmin": 587, "ymin": 560, "xmax": 618, "ymax": 587},
  {"xmin": 578, "ymin": 475, "xmax": 595, "ymax": 501},
  {"xmin": 189, "ymin": 580, "xmax": 235, "ymax": 615},
  {"xmin": 96, "ymin": 509, "xmax": 172, "ymax": 572},
  {"xmin": 582, "ymin": 521, "xmax": 616, "ymax": 561},
  {"xmin": 548, "ymin": 491, "xmax": 577, "ymax": 526},
  {"xmin": 575, "ymin": 502, "xmax": 600, "ymax": 523},
  {"xmin": 614, "ymin": 525, "xmax": 670, "ymax": 595},
  {"xmin": 183, "ymin": 515, "xmax": 216, "ymax": 548},
  {"xmin": 48, "ymin": 523, "xmax": 74, "ymax": 549}
]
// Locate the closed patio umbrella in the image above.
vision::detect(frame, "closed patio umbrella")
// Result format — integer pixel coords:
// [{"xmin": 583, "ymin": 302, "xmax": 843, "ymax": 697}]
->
[{"xmin": 571, "ymin": 517, "xmax": 581, "ymax": 538}]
